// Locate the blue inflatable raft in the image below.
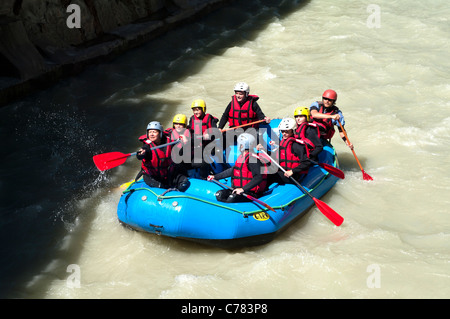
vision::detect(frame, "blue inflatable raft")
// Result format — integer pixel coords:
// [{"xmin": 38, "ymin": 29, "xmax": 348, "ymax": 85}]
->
[{"xmin": 117, "ymin": 120, "xmax": 340, "ymax": 248}]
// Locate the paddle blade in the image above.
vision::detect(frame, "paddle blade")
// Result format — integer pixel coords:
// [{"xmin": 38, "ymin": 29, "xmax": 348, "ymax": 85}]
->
[
  {"xmin": 362, "ymin": 170, "xmax": 373, "ymax": 181},
  {"xmin": 319, "ymin": 163, "xmax": 345, "ymax": 179},
  {"xmin": 120, "ymin": 181, "xmax": 134, "ymax": 190},
  {"xmin": 313, "ymin": 197, "xmax": 344, "ymax": 226},
  {"xmin": 93, "ymin": 152, "xmax": 131, "ymax": 171}
]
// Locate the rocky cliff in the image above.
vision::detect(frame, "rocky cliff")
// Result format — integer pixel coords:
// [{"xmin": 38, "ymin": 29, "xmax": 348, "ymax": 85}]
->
[{"xmin": 0, "ymin": 0, "xmax": 234, "ymax": 106}]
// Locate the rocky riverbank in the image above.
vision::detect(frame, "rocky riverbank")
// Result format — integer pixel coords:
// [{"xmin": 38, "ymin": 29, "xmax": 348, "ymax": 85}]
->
[{"xmin": 0, "ymin": 0, "xmax": 235, "ymax": 107}]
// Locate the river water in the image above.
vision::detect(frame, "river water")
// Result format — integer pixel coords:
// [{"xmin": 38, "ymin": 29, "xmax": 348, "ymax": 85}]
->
[{"xmin": 1, "ymin": 0, "xmax": 449, "ymax": 299}]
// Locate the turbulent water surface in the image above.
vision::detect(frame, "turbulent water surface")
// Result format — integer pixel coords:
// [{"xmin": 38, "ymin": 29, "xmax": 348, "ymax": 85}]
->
[{"xmin": 1, "ymin": 0, "xmax": 449, "ymax": 299}]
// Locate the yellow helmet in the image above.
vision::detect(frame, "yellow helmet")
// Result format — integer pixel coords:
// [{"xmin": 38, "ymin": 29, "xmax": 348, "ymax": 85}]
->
[
  {"xmin": 172, "ymin": 113, "xmax": 187, "ymax": 125},
  {"xmin": 294, "ymin": 107, "xmax": 310, "ymax": 122},
  {"xmin": 190, "ymin": 99, "xmax": 206, "ymax": 112}
]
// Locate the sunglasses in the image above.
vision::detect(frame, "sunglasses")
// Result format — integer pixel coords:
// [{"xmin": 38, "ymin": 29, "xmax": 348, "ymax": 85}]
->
[{"xmin": 322, "ymin": 97, "xmax": 335, "ymax": 102}]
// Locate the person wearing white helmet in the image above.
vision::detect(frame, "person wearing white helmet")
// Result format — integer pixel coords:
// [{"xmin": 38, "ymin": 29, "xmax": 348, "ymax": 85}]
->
[
  {"xmin": 136, "ymin": 121, "xmax": 190, "ymax": 191},
  {"xmin": 310, "ymin": 89, "xmax": 353, "ymax": 149},
  {"xmin": 258, "ymin": 118, "xmax": 311, "ymax": 184},
  {"xmin": 218, "ymin": 82, "xmax": 270, "ymax": 130},
  {"xmin": 207, "ymin": 133, "xmax": 268, "ymax": 203}
]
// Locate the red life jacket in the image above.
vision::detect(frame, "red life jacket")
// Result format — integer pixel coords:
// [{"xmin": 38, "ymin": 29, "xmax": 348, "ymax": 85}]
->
[
  {"xmin": 227, "ymin": 95, "xmax": 259, "ymax": 127},
  {"xmin": 231, "ymin": 153, "xmax": 268, "ymax": 194},
  {"xmin": 190, "ymin": 113, "xmax": 217, "ymax": 135},
  {"xmin": 165, "ymin": 127, "xmax": 190, "ymax": 150},
  {"xmin": 311, "ymin": 102, "xmax": 339, "ymax": 140},
  {"xmin": 279, "ymin": 137, "xmax": 303, "ymax": 171},
  {"xmin": 294, "ymin": 122, "xmax": 320, "ymax": 158},
  {"xmin": 140, "ymin": 140, "xmax": 174, "ymax": 183}
]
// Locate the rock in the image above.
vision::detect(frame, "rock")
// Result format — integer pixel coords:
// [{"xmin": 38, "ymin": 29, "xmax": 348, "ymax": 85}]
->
[
  {"xmin": 0, "ymin": 15, "xmax": 46, "ymax": 80},
  {"xmin": 0, "ymin": 0, "xmax": 235, "ymax": 107}
]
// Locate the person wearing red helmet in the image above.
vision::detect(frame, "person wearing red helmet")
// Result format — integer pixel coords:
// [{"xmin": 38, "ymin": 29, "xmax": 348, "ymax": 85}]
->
[{"xmin": 310, "ymin": 89, "xmax": 353, "ymax": 149}]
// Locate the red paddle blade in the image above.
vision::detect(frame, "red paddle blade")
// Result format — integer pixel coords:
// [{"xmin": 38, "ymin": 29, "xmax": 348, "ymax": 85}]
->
[
  {"xmin": 362, "ymin": 170, "xmax": 373, "ymax": 181},
  {"xmin": 313, "ymin": 198, "xmax": 344, "ymax": 226},
  {"xmin": 93, "ymin": 152, "xmax": 131, "ymax": 171},
  {"xmin": 319, "ymin": 163, "xmax": 345, "ymax": 179}
]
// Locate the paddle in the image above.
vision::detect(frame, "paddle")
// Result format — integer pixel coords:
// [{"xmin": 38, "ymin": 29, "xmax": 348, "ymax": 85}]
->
[
  {"xmin": 309, "ymin": 159, "xmax": 345, "ymax": 179},
  {"xmin": 337, "ymin": 121, "xmax": 373, "ymax": 181},
  {"xmin": 93, "ymin": 140, "xmax": 181, "ymax": 171},
  {"xmin": 260, "ymin": 149, "xmax": 343, "ymax": 226},
  {"xmin": 210, "ymin": 178, "xmax": 276, "ymax": 213},
  {"xmin": 220, "ymin": 119, "xmax": 266, "ymax": 132}
]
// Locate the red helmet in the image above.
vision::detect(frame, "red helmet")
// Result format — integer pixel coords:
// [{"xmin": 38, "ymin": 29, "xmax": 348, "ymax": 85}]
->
[{"xmin": 322, "ymin": 89, "xmax": 337, "ymax": 101}]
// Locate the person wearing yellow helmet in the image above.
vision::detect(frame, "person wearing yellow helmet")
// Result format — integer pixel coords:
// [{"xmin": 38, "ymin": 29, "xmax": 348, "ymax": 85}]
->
[
  {"xmin": 293, "ymin": 107, "xmax": 323, "ymax": 162},
  {"xmin": 310, "ymin": 89, "xmax": 353, "ymax": 149},
  {"xmin": 187, "ymin": 99, "xmax": 219, "ymax": 178},
  {"xmin": 162, "ymin": 113, "xmax": 193, "ymax": 173},
  {"xmin": 165, "ymin": 113, "xmax": 190, "ymax": 147},
  {"xmin": 188, "ymin": 99, "xmax": 218, "ymax": 140},
  {"xmin": 173, "ymin": 113, "xmax": 188, "ymax": 126}
]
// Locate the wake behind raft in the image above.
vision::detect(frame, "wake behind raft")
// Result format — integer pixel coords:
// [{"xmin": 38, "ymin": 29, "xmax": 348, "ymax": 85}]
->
[{"xmin": 116, "ymin": 119, "xmax": 343, "ymax": 249}]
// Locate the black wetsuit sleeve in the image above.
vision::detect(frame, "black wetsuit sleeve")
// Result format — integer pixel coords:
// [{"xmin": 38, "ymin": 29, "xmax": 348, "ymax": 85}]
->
[
  {"xmin": 218, "ymin": 103, "xmax": 232, "ymax": 129},
  {"xmin": 213, "ymin": 167, "xmax": 234, "ymax": 180},
  {"xmin": 252, "ymin": 101, "xmax": 266, "ymax": 120}
]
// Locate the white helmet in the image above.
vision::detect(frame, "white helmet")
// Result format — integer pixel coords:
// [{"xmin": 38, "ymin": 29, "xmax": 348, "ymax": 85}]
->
[
  {"xmin": 278, "ymin": 118, "xmax": 296, "ymax": 131},
  {"xmin": 146, "ymin": 121, "xmax": 163, "ymax": 138},
  {"xmin": 237, "ymin": 133, "xmax": 256, "ymax": 152},
  {"xmin": 234, "ymin": 82, "xmax": 250, "ymax": 96}
]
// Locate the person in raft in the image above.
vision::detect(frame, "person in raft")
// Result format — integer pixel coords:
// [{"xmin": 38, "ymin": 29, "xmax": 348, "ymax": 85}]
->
[
  {"xmin": 309, "ymin": 89, "xmax": 353, "ymax": 149},
  {"xmin": 165, "ymin": 113, "xmax": 190, "ymax": 143},
  {"xmin": 207, "ymin": 133, "xmax": 268, "ymax": 203},
  {"xmin": 293, "ymin": 106, "xmax": 323, "ymax": 163},
  {"xmin": 188, "ymin": 99, "xmax": 219, "ymax": 140},
  {"xmin": 218, "ymin": 82, "xmax": 270, "ymax": 130},
  {"xmin": 188, "ymin": 99, "xmax": 219, "ymax": 178},
  {"xmin": 136, "ymin": 121, "xmax": 190, "ymax": 191},
  {"xmin": 258, "ymin": 118, "xmax": 311, "ymax": 185},
  {"xmin": 163, "ymin": 113, "xmax": 192, "ymax": 168}
]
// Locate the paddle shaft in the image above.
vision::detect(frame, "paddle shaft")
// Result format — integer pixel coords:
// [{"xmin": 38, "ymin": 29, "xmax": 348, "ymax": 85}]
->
[
  {"xmin": 220, "ymin": 119, "xmax": 266, "ymax": 133},
  {"xmin": 109, "ymin": 139, "xmax": 182, "ymax": 163},
  {"xmin": 338, "ymin": 122, "xmax": 373, "ymax": 180},
  {"xmin": 110, "ymin": 140, "xmax": 181, "ymax": 162},
  {"xmin": 211, "ymin": 179, "xmax": 275, "ymax": 213},
  {"xmin": 338, "ymin": 122, "xmax": 363, "ymax": 169},
  {"xmin": 93, "ymin": 140, "xmax": 181, "ymax": 171}
]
